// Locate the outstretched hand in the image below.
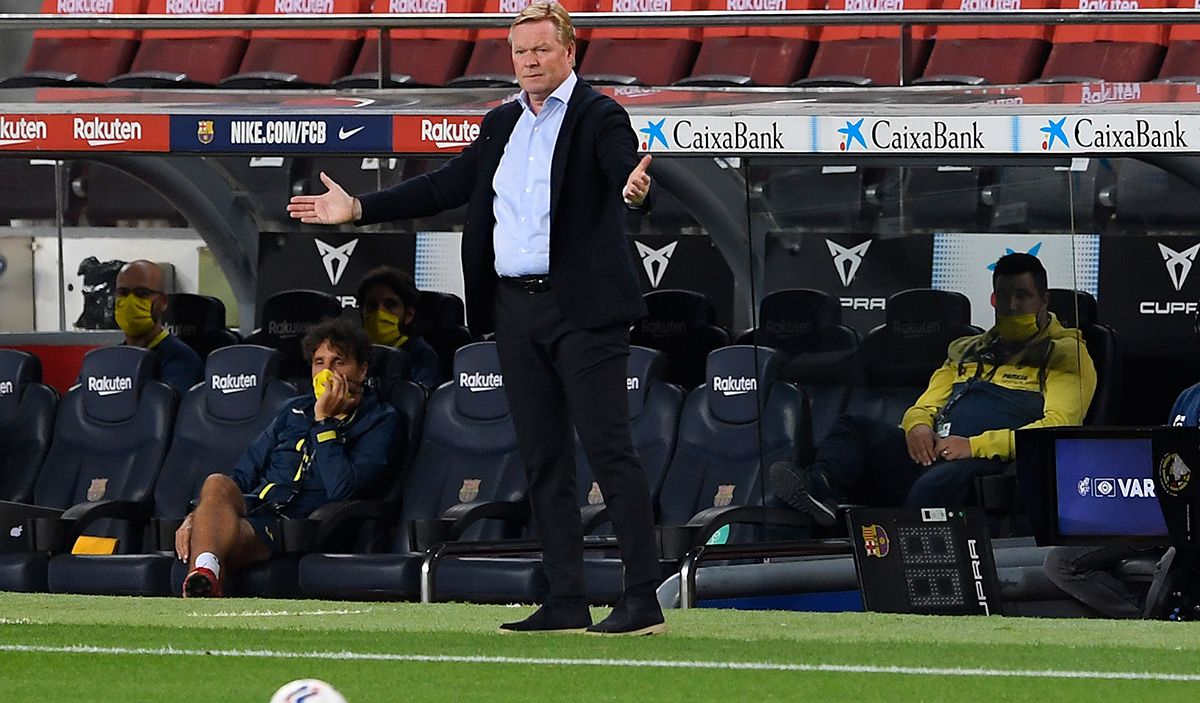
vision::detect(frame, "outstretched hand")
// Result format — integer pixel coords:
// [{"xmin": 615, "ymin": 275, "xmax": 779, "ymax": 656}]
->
[
  {"xmin": 287, "ymin": 171, "xmax": 360, "ymax": 225},
  {"xmin": 623, "ymin": 155, "xmax": 652, "ymax": 207}
]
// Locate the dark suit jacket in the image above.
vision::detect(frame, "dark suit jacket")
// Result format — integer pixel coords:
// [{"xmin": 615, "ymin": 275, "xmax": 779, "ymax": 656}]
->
[{"xmin": 357, "ymin": 79, "xmax": 649, "ymax": 335}]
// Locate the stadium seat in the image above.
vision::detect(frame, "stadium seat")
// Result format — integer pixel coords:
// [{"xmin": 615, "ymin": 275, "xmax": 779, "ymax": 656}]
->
[
  {"xmin": 677, "ymin": 0, "xmax": 822, "ymax": 87},
  {"xmin": 1157, "ymin": 22, "xmax": 1200, "ymax": 81},
  {"xmin": 630, "ymin": 289, "xmax": 732, "ymax": 389},
  {"xmin": 108, "ymin": 0, "xmax": 252, "ymax": 88},
  {"xmin": 0, "ymin": 0, "xmax": 143, "ymax": 88},
  {"xmin": 412, "ymin": 290, "xmax": 475, "ymax": 381},
  {"xmin": 0, "ymin": 347, "xmax": 175, "ymax": 593},
  {"xmin": 1038, "ymin": 0, "xmax": 1170, "ymax": 83},
  {"xmin": 367, "ymin": 343, "xmax": 414, "ymax": 399},
  {"xmin": 45, "ymin": 346, "xmax": 295, "ymax": 596},
  {"xmin": 429, "ymin": 346, "xmax": 686, "ymax": 604},
  {"xmin": 244, "ymin": 290, "xmax": 344, "ymax": 384},
  {"xmin": 740, "ymin": 289, "xmax": 861, "ymax": 443},
  {"xmin": 299, "ymin": 342, "xmax": 529, "ymax": 600},
  {"xmin": 796, "ymin": 0, "xmax": 937, "ymax": 87},
  {"xmin": 220, "ymin": 0, "xmax": 369, "ymax": 89},
  {"xmin": 846, "ymin": 289, "xmax": 982, "ymax": 425},
  {"xmin": 1046, "ymin": 289, "xmax": 1117, "ymax": 425},
  {"xmin": 450, "ymin": 0, "xmax": 599, "ymax": 87},
  {"xmin": 163, "ymin": 294, "xmax": 242, "ymax": 361},
  {"xmin": 577, "ymin": 0, "xmax": 705, "ymax": 86},
  {"xmin": 0, "ymin": 351, "xmax": 58, "ymax": 504},
  {"xmin": 334, "ymin": 0, "xmax": 484, "ymax": 88},
  {"xmin": 916, "ymin": 0, "xmax": 1056, "ymax": 85}
]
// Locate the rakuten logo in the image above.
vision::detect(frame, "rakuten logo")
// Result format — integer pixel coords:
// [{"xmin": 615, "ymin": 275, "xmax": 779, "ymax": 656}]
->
[
  {"xmin": 712, "ymin": 376, "xmax": 757, "ymax": 396},
  {"xmin": 763, "ymin": 320, "xmax": 813, "ymax": 337},
  {"xmin": 274, "ymin": 0, "xmax": 334, "ymax": 12},
  {"xmin": 73, "ymin": 117, "xmax": 143, "ymax": 147},
  {"xmin": 958, "ymin": 0, "xmax": 1019, "ymax": 8},
  {"xmin": 166, "ymin": 0, "xmax": 225, "ymax": 11},
  {"xmin": 845, "ymin": 0, "xmax": 903, "ymax": 9},
  {"xmin": 893, "ymin": 320, "xmax": 941, "ymax": 337},
  {"xmin": 460, "ymin": 371, "xmax": 503, "ymax": 392},
  {"xmin": 640, "ymin": 320, "xmax": 687, "ymax": 336},
  {"xmin": 421, "ymin": 118, "xmax": 480, "ymax": 149},
  {"xmin": 626, "ymin": 376, "xmax": 641, "ymax": 391},
  {"xmin": 0, "ymin": 380, "xmax": 13, "ymax": 396},
  {"xmin": 499, "ymin": 0, "xmax": 533, "ymax": 11},
  {"xmin": 212, "ymin": 373, "xmax": 258, "ymax": 394},
  {"xmin": 88, "ymin": 375, "xmax": 133, "ymax": 397},
  {"xmin": 58, "ymin": 0, "xmax": 114, "ymax": 12},
  {"xmin": 1080, "ymin": 81, "xmax": 1141, "ymax": 104},
  {"xmin": 727, "ymin": 0, "xmax": 785, "ymax": 8},
  {"xmin": 1078, "ymin": 0, "xmax": 1137, "ymax": 8},
  {"xmin": 390, "ymin": 0, "xmax": 447, "ymax": 10},
  {"xmin": 267, "ymin": 320, "xmax": 313, "ymax": 337},
  {"xmin": 0, "ymin": 117, "xmax": 48, "ymax": 147},
  {"xmin": 613, "ymin": 0, "xmax": 672, "ymax": 10}
]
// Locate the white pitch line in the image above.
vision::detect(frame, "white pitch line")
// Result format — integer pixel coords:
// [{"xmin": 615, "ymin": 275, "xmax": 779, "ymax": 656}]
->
[
  {"xmin": 186, "ymin": 609, "xmax": 372, "ymax": 618},
  {"xmin": 1, "ymin": 644, "xmax": 1198, "ymax": 683}
]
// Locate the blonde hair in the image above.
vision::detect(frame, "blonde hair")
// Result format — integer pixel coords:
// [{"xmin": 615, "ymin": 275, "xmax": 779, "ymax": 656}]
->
[{"xmin": 509, "ymin": 2, "xmax": 576, "ymax": 48}]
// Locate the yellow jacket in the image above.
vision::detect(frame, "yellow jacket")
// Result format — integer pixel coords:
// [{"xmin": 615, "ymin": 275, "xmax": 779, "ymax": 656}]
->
[{"xmin": 900, "ymin": 314, "xmax": 1097, "ymax": 461}]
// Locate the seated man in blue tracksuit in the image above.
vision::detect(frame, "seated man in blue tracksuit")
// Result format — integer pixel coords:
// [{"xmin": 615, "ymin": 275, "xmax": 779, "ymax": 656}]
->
[{"xmin": 174, "ymin": 317, "xmax": 398, "ymax": 597}]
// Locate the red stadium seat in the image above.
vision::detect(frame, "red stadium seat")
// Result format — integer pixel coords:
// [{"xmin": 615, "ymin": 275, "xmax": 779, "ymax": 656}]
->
[
  {"xmin": 917, "ymin": 0, "xmax": 1057, "ymax": 85},
  {"xmin": 577, "ymin": 0, "xmax": 706, "ymax": 86},
  {"xmin": 109, "ymin": 0, "xmax": 254, "ymax": 88},
  {"xmin": 678, "ymin": 0, "xmax": 823, "ymax": 87},
  {"xmin": 335, "ymin": 0, "xmax": 487, "ymax": 88},
  {"xmin": 1038, "ymin": 0, "xmax": 1170, "ymax": 82},
  {"xmin": 449, "ymin": 0, "xmax": 600, "ymax": 88},
  {"xmin": 0, "ymin": 0, "xmax": 145, "ymax": 87},
  {"xmin": 798, "ymin": 0, "xmax": 939, "ymax": 86},
  {"xmin": 220, "ymin": 0, "xmax": 369, "ymax": 88},
  {"xmin": 1157, "ymin": 3, "xmax": 1200, "ymax": 81}
]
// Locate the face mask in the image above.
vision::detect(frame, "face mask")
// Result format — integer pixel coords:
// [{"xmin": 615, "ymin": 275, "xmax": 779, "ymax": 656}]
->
[
  {"xmin": 312, "ymin": 368, "xmax": 336, "ymax": 400},
  {"xmin": 115, "ymin": 295, "xmax": 156, "ymax": 338},
  {"xmin": 994, "ymin": 313, "xmax": 1040, "ymax": 341},
  {"xmin": 363, "ymin": 309, "xmax": 406, "ymax": 348}
]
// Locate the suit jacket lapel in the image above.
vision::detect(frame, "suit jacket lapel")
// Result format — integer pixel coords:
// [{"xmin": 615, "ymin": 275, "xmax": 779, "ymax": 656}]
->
[{"xmin": 549, "ymin": 79, "xmax": 591, "ymax": 225}]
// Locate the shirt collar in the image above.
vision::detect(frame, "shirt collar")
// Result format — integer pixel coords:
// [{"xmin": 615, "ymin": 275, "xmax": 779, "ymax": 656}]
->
[{"xmin": 518, "ymin": 71, "xmax": 578, "ymax": 114}]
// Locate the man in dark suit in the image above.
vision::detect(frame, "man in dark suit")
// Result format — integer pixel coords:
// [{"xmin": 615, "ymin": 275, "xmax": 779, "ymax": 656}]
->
[{"xmin": 288, "ymin": 2, "xmax": 665, "ymax": 635}]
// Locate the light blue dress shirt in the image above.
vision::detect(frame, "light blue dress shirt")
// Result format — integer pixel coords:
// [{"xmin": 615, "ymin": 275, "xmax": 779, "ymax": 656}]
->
[{"xmin": 491, "ymin": 71, "xmax": 578, "ymax": 277}]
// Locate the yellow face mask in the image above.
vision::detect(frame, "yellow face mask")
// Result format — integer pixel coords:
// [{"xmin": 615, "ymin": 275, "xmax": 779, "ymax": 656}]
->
[
  {"xmin": 994, "ymin": 313, "xmax": 1040, "ymax": 341},
  {"xmin": 363, "ymin": 309, "xmax": 408, "ymax": 348},
  {"xmin": 115, "ymin": 294, "xmax": 157, "ymax": 338},
  {"xmin": 312, "ymin": 368, "xmax": 336, "ymax": 400}
]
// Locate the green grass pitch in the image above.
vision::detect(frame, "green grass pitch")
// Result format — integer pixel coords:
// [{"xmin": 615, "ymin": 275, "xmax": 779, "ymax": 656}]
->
[{"xmin": 2, "ymin": 593, "xmax": 1199, "ymax": 702}]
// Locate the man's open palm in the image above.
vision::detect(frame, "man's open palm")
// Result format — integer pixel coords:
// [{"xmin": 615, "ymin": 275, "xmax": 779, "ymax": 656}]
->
[{"xmin": 287, "ymin": 171, "xmax": 358, "ymax": 225}]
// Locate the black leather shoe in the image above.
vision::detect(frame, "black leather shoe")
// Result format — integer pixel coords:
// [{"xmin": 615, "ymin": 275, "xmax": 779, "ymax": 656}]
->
[
  {"xmin": 586, "ymin": 596, "xmax": 667, "ymax": 636},
  {"xmin": 498, "ymin": 605, "xmax": 591, "ymax": 634},
  {"xmin": 769, "ymin": 461, "xmax": 838, "ymax": 527}
]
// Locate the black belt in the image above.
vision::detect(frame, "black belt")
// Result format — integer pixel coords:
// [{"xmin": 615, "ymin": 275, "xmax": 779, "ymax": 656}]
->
[{"xmin": 499, "ymin": 274, "xmax": 552, "ymax": 294}]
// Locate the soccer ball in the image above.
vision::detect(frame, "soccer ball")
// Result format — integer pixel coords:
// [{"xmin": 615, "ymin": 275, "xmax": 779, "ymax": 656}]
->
[{"xmin": 269, "ymin": 679, "xmax": 348, "ymax": 703}]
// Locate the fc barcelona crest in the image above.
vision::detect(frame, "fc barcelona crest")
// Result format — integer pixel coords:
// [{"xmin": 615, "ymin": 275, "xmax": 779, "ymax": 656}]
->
[
  {"xmin": 714, "ymin": 484, "xmax": 735, "ymax": 507},
  {"xmin": 86, "ymin": 478, "xmax": 108, "ymax": 502},
  {"xmin": 459, "ymin": 478, "xmax": 481, "ymax": 503},
  {"xmin": 196, "ymin": 120, "xmax": 215, "ymax": 145}
]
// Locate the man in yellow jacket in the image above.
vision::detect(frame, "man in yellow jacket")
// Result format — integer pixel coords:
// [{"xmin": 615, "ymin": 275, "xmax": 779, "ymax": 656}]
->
[{"xmin": 770, "ymin": 252, "xmax": 1098, "ymax": 526}]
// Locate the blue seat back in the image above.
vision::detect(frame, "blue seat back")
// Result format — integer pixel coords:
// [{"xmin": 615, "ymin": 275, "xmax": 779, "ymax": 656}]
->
[{"xmin": 0, "ymin": 350, "xmax": 58, "ymax": 503}]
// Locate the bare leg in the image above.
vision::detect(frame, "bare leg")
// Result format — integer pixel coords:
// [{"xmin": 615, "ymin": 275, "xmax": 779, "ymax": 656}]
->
[{"xmin": 188, "ymin": 474, "xmax": 271, "ymax": 572}]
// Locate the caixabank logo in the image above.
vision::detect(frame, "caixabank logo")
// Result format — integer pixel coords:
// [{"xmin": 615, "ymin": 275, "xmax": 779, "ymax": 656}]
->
[
  {"xmin": 635, "ymin": 117, "xmax": 791, "ymax": 152},
  {"xmin": 1040, "ymin": 116, "xmax": 1189, "ymax": 151},
  {"xmin": 833, "ymin": 117, "xmax": 989, "ymax": 152}
]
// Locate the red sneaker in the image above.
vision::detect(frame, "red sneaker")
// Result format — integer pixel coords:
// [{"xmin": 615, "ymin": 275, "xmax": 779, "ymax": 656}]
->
[{"xmin": 182, "ymin": 567, "xmax": 223, "ymax": 598}]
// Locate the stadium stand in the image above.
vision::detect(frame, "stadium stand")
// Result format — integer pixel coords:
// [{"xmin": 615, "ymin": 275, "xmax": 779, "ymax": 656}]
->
[
  {"xmin": 1037, "ymin": 0, "xmax": 1172, "ymax": 83},
  {"xmin": 916, "ymin": 0, "xmax": 1056, "ymax": 86},
  {"xmin": 219, "ymin": 0, "xmax": 369, "ymax": 89},
  {"xmin": 299, "ymin": 342, "xmax": 529, "ymax": 600},
  {"xmin": 0, "ymin": 347, "xmax": 176, "ymax": 593},
  {"xmin": 678, "ymin": 0, "xmax": 823, "ymax": 87},
  {"xmin": 107, "ymin": 0, "xmax": 253, "ymax": 88},
  {"xmin": 428, "ymin": 346, "xmax": 685, "ymax": 604},
  {"xmin": 243, "ymin": 289, "xmax": 344, "ymax": 384},
  {"xmin": 45, "ymin": 345, "xmax": 295, "ymax": 596},
  {"xmin": 450, "ymin": 0, "xmax": 599, "ymax": 87},
  {"xmin": 0, "ymin": 0, "xmax": 144, "ymax": 88},
  {"xmin": 630, "ymin": 290, "xmax": 732, "ymax": 389},
  {"xmin": 334, "ymin": 0, "xmax": 486, "ymax": 88},
  {"xmin": 577, "ymin": 0, "xmax": 706, "ymax": 86},
  {"xmin": 1158, "ymin": 21, "xmax": 1200, "ymax": 80},
  {"xmin": 162, "ymin": 293, "xmax": 242, "ymax": 361},
  {"xmin": 797, "ymin": 0, "xmax": 938, "ymax": 87},
  {"xmin": 0, "ymin": 350, "xmax": 58, "ymax": 505}
]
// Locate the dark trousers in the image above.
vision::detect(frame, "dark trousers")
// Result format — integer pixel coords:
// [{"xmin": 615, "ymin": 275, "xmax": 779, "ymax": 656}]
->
[
  {"xmin": 813, "ymin": 414, "xmax": 1007, "ymax": 508},
  {"xmin": 493, "ymin": 282, "xmax": 660, "ymax": 607},
  {"xmin": 1043, "ymin": 545, "xmax": 1162, "ymax": 618}
]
